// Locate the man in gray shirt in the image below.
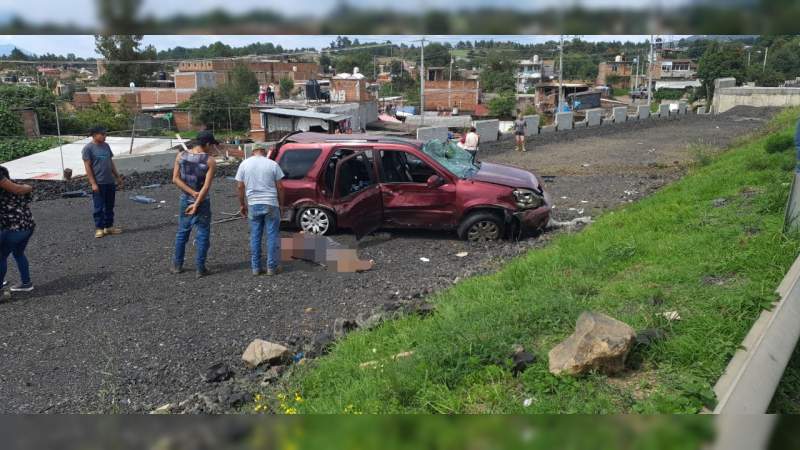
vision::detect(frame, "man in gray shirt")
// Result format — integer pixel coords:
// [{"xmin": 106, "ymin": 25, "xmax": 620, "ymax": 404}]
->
[
  {"xmin": 82, "ymin": 126, "xmax": 123, "ymax": 238},
  {"xmin": 236, "ymin": 145, "xmax": 285, "ymax": 275}
]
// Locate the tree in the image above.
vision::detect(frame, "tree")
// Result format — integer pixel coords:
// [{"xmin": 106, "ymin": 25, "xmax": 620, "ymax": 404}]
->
[
  {"xmin": 0, "ymin": 85, "xmax": 59, "ymax": 134},
  {"xmin": 228, "ymin": 62, "xmax": 258, "ymax": 99},
  {"xmin": 480, "ymin": 52, "xmax": 516, "ymax": 93},
  {"xmin": 180, "ymin": 87, "xmax": 248, "ymax": 131},
  {"xmin": 487, "ymin": 92, "xmax": 516, "ymax": 118},
  {"xmin": 0, "ymin": 105, "xmax": 24, "ymax": 136},
  {"xmin": 697, "ymin": 42, "xmax": 746, "ymax": 102},
  {"xmin": 423, "ymin": 42, "xmax": 451, "ymax": 67},
  {"xmin": 8, "ymin": 47, "xmax": 27, "ymax": 61},
  {"xmin": 94, "ymin": 34, "xmax": 156, "ymax": 87},
  {"xmin": 279, "ymin": 77, "xmax": 294, "ymax": 99}
]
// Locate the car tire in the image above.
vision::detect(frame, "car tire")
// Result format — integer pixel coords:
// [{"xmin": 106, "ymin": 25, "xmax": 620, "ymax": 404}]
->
[
  {"xmin": 297, "ymin": 207, "xmax": 336, "ymax": 236},
  {"xmin": 457, "ymin": 211, "xmax": 505, "ymax": 242}
]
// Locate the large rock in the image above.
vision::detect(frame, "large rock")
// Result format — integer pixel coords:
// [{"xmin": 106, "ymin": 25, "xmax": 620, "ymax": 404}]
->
[
  {"xmin": 241, "ymin": 339, "xmax": 289, "ymax": 369},
  {"xmin": 548, "ymin": 311, "xmax": 636, "ymax": 376}
]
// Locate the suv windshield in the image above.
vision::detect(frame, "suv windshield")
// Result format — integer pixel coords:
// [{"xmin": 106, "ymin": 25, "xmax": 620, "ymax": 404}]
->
[{"xmin": 421, "ymin": 140, "xmax": 480, "ymax": 178}]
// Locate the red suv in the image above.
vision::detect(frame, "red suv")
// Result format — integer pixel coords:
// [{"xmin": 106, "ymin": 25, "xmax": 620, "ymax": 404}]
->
[{"xmin": 268, "ymin": 132, "xmax": 552, "ymax": 241}]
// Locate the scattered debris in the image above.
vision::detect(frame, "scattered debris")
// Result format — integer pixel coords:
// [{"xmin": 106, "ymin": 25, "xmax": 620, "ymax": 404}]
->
[
  {"xmin": 333, "ymin": 318, "xmax": 359, "ymax": 339},
  {"xmin": 523, "ymin": 398, "xmax": 533, "ymax": 408},
  {"xmin": 305, "ymin": 307, "xmax": 314, "ymax": 313},
  {"xmin": 661, "ymin": 311, "xmax": 682, "ymax": 322},
  {"xmin": 581, "ymin": 163, "xmax": 591, "ymax": 167},
  {"xmin": 259, "ymin": 365, "xmax": 284, "ymax": 385},
  {"xmin": 203, "ymin": 362, "xmax": 234, "ymax": 383},
  {"xmin": 61, "ymin": 190, "xmax": 87, "ymax": 198},
  {"xmin": 241, "ymin": 339, "xmax": 289, "ymax": 369},
  {"xmin": 455, "ymin": 252, "xmax": 469, "ymax": 258},
  {"xmin": 711, "ymin": 198, "xmax": 728, "ymax": 208},
  {"xmin": 150, "ymin": 403, "xmax": 175, "ymax": 414},
  {"xmin": 546, "ymin": 216, "xmax": 593, "ymax": 230},
  {"xmin": 420, "ymin": 257, "xmax": 430, "ymax": 262},
  {"xmin": 580, "ymin": 200, "xmax": 588, "ymax": 204},
  {"xmin": 548, "ymin": 311, "xmax": 636, "ymax": 376},
  {"xmin": 129, "ymin": 195, "xmax": 157, "ymax": 204},
  {"xmin": 142, "ymin": 184, "xmax": 161, "ymax": 189},
  {"xmin": 359, "ymin": 350, "xmax": 415, "ymax": 369}
]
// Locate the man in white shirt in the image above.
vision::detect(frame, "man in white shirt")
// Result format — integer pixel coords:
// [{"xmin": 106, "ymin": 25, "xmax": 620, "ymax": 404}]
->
[
  {"xmin": 235, "ymin": 145, "xmax": 285, "ymax": 276},
  {"xmin": 461, "ymin": 126, "xmax": 480, "ymax": 159}
]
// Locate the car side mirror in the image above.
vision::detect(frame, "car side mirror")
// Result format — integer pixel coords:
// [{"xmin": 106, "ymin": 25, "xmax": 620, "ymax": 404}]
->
[{"xmin": 426, "ymin": 175, "xmax": 444, "ymax": 188}]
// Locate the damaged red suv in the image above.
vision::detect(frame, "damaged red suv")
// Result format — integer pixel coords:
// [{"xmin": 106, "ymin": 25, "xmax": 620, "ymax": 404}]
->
[{"xmin": 268, "ymin": 132, "xmax": 552, "ymax": 241}]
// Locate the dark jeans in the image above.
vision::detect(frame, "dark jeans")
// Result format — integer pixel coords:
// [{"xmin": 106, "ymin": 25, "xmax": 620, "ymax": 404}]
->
[
  {"xmin": 0, "ymin": 228, "xmax": 34, "ymax": 286},
  {"xmin": 92, "ymin": 183, "xmax": 116, "ymax": 229},
  {"xmin": 173, "ymin": 194, "xmax": 211, "ymax": 270}
]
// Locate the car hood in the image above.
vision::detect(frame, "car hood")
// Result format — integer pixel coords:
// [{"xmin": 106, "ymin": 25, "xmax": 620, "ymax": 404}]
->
[{"xmin": 470, "ymin": 162, "xmax": 541, "ymax": 191}]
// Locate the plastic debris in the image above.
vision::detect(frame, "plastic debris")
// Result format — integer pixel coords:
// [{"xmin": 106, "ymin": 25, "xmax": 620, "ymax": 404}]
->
[
  {"xmin": 580, "ymin": 200, "xmax": 588, "ymax": 204},
  {"xmin": 159, "ymin": 200, "xmax": 166, "ymax": 204},
  {"xmin": 455, "ymin": 252, "xmax": 469, "ymax": 258},
  {"xmin": 523, "ymin": 398, "xmax": 533, "ymax": 408},
  {"xmin": 292, "ymin": 352, "xmax": 305, "ymax": 363},
  {"xmin": 661, "ymin": 311, "xmax": 682, "ymax": 321},
  {"xmin": 420, "ymin": 257, "xmax": 430, "ymax": 262},
  {"xmin": 130, "ymin": 195, "xmax": 157, "ymax": 204},
  {"xmin": 142, "ymin": 183, "xmax": 161, "ymax": 189}
]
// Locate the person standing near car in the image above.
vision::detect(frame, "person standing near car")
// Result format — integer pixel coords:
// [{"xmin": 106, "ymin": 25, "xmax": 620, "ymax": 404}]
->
[
  {"xmin": 235, "ymin": 144, "xmax": 285, "ymax": 276},
  {"xmin": 171, "ymin": 131, "xmax": 218, "ymax": 278},
  {"xmin": 83, "ymin": 126, "xmax": 124, "ymax": 239},
  {"xmin": 462, "ymin": 126, "xmax": 480, "ymax": 159},
  {"xmin": 0, "ymin": 165, "xmax": 36, "ymax": 293},
  {"xmin": 514, "ymin": 111, "xmax": 527, "ymax": 152}
]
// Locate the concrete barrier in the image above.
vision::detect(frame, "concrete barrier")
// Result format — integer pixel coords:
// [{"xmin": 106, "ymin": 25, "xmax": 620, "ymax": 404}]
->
[
  {"xmin": 405, "ymin": 115, "xmax": 471, "ymax": 128},
  {"xmin": 114, "ymin": 151, "xmax": 177, "ymax": 175},
  {"xmin": 541, "ymin": 125, "xmax": 556, "ymax": 133},
  {"xmin": 601, "ymin": 116, "xmax": 613, "ymax": 126},
  {"xmin": 523, "ymin": 115, "xmax": 539, "ymax": 136},
  {"xmin": 679, "ymin": 101, "xmax": 688, "ymax": 115},
  {"xmin": 416, "ymin": 126, "xmax": 449, "ymax": 143},
  {"xmin": 474, "ymin": 119, "xmax": 499, "ymax": 142},
  {"xmin": 637, "ymin": 105, "xmax": 649, "ymax": 120},
  {"xmin": 574, "ymin": 120, "xmax": 587, "ymax": 129},
  {"xmin": 697, "ymin": 106, "xmax": 707, "ymax": 115},
  {"xmin": 586, "ymin": 108, "xmax": 604, "ymax": 127},
  {"xmin": 612, "ymin": 107, "xmax": 627, "ymax": 123},
  {"xmin": 555, "ymin": 112, "xmax": 573, "ymax": 131},
  {"xmin": 658, "ymin": 104, "xmax": 670, "ymax": 118}
]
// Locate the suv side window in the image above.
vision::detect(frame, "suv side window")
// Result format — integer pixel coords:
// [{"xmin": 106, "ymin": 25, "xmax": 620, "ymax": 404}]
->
[
  {"xmin": 336, "ymin": 152, "xmax": 376, "ymax": 198},
  {"xmin": 278, "ymin": 148, "xmax": 321, "ymax": 180},
  {"xmin": 379, "ymin": 150, "xmax": 437, "ymax": 183}
]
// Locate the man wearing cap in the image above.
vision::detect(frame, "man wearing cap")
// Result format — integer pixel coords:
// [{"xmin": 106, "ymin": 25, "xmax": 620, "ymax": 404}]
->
[{"xmin": 82, "ymin": 125, "xmax": 123, "ymax": 238}]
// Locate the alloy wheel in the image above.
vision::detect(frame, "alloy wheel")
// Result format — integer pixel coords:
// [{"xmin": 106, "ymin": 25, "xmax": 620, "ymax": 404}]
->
[
  {"xmin": 300, "ymin": 208, "xmax": 330, "ymax": 235},
  {"xmin": 467, "ymin": 220, "xmax": 500, "ymax": 241}
]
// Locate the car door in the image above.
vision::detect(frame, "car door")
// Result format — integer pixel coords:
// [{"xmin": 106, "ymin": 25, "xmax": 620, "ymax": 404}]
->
[
  {"xmin": 377, "ymin": 149, "xmax": 457, "ymax": 229},
  {"xmin": 331, "ymin": 148, "xmax": 383, "ymax": 239}
]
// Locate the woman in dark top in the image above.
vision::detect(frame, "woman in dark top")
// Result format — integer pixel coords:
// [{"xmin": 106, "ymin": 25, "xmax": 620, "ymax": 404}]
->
[
  {"xmin": 171, "ymin": 131, "xmax": 217, "ymax": 278},
  {"xmin": 0, "ymin": 165, "xmax": 35, "ymax": 292}
]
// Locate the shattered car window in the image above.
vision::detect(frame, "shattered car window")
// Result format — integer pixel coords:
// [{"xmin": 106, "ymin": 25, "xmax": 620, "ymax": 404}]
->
[{"xmin": 421, "ymin": 140, "xmax": 479, "ymax": 178}]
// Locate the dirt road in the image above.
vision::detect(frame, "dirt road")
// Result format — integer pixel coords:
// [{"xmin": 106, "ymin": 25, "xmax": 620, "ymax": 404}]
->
[{"xmin": 0, "ymin": 107, "xmax": 776, "ymax": 412}]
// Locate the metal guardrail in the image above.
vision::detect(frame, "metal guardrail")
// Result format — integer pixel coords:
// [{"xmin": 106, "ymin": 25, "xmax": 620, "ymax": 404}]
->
[{"xmin": 712, "ymin": 252, "xmax": 800, "ymax": 413}]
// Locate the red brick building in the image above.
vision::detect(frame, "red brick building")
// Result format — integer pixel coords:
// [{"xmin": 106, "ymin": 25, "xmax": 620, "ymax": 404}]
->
[{"xmin": 423, "ymin": 79, "xmax": 481, "ymax": 112}]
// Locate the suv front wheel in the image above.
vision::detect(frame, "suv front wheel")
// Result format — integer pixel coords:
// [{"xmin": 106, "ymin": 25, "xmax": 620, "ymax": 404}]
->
[
  {"xmin": 297, "ymin": 207, "xmax": 336, "ymax": 235},
  {"xmin": 458, "ymin": 211, "xmax": 505, "ymax": 242}
]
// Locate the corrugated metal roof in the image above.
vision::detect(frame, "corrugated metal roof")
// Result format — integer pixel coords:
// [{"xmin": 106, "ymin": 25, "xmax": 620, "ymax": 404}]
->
[{"xmin": 259, "ymin": 108, "xmax": 350, "ymax": 121}]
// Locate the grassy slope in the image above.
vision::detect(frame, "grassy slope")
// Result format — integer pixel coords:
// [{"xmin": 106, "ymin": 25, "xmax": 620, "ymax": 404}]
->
[{"xmin": 268, "ymin": 109, "xmax": 800, "ymax": 414}]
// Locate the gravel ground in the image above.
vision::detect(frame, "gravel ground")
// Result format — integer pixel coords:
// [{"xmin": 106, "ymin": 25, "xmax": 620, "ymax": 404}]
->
[{"xmin": 0, "ymin": 107, "xmax": 777, "ymax": 413}]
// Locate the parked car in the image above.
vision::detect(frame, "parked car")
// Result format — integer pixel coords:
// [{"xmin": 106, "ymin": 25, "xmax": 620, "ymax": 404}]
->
[
  {"xmin": 630, "ymin": 88, "xmax": 650, "ymax": 100},
  {"xmin": 267, "ymin": 132, "xmax": 552, "ymax": 241}
]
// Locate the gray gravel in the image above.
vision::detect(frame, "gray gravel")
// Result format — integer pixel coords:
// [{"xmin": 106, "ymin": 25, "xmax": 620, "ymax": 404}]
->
[{"xmin": 0, "ymin": 106, "xmax": 777, "ymax": 413}]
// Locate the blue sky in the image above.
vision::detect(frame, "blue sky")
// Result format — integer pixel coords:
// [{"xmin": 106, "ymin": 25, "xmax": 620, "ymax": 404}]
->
[{"xmin": 0, "ymin": 35, "xmax": 667, "ymax": 59}]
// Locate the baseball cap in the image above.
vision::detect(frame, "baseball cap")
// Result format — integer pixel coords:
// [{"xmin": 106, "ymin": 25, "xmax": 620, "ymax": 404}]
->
[{"xmin": 196, "ymin": 130, "xmax": 219, "ymax": 146}]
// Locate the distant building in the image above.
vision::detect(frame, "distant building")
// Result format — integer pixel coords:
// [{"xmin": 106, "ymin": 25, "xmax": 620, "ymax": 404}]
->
[
  {"xmin": 596, "ymin": 56, "xmax": 637, "ymax": 90},
  {"xmin": 516, "ymin": 56, "xmax": 555, "ymax": 94}
]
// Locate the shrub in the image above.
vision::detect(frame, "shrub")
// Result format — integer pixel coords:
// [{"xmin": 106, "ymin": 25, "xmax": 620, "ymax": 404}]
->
[
  {"xmin": 487, "ymin": 92, "xmax": 516, "ymax": 118},
  {"xmin": 279, "ymin": 77, "xmax": 294, "ymax": 99},
  {"xmin": 0, "ymin": 136, "xmax": 65, "ymax": 163},
  {"xmin": 765, "ymin": 133, "xmax": 795, "ymax": 154},
  {"xmin": 0, "ymin": 105, "xmax": 24, "ymax": 137}
]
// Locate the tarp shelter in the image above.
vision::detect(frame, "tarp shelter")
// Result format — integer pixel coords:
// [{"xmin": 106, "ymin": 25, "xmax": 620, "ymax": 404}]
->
[{"xmin": 260, "ymin": 108, "xmax": 352, "ymax": 134}]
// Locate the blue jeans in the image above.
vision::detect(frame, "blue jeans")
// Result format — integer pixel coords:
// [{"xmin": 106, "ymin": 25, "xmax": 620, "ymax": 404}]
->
[
  {"xmin": 248, "ymin": 204, "xmax": 281, "ymax": 272},
  {"xmin": 92, "ymin": 184, "xmax": 116, "ymax": 229},
  {"xmin": 173, "ymin": 194, "xmax": 211, "ymax": 270},
  {"xmin": 0, "ymin": 228, "xmax": 34, "ymax": 286}
]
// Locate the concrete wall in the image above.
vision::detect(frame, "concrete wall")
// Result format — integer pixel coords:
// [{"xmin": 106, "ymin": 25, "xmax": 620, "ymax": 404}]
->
[
  {"xmin": 555, "ymin": 112, "xmax": 573, "ymax": 131},
  {"xmin": 713, "ymin": 86, "xmax": 800, "ymax": 114},
  {"xmin": 416, "ymin": 126, "xmax": 449, "ymax": 143},
  {"xmin": 586, "ymin": 108, "xmax": 603, "ymax": 127},
  {"xmin": 404, "ymin": 115, "xmax": 471, "ymax": 128},
  {"xmin": 523, "ymin": 115, "xmax": 539, "ymax": 136},
  {"xmin": 612, "ymin": 107, "xmax": 627, "ymax": 123},
  {"xmin": 113, "ymin": 151, "xmax": 178, "ymax": 175},
  {"xmin": 474, "ymin": 119, "xmax": 499, "ymax": 142}
]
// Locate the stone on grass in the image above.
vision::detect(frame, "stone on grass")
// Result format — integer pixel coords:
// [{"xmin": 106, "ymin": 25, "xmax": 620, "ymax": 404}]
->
[
  {"xmin": 548, "ymin": 311, "xmax": 636, "ymax": 376},
  {"xmin": 333, "ymin": 318, "xmax": 359, "ymax": 339},
  {"xmin": 242, "ymin": 339, "xmax": 289, "ymax": 369}
]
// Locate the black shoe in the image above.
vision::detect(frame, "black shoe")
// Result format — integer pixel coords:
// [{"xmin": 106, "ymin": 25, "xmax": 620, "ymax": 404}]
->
[
  {"xmin": 196, "ymin": 268, "xmax": 210, "ymax": 279},
  {"xmin": 10, "ymin": 283, "xmax": 34, "ymax": 292}
]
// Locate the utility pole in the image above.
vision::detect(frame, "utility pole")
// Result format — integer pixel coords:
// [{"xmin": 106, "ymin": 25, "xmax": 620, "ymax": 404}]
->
[
  {"xmin": 54, "ymin": 102, "xmax": 66, "ymax": 186},
  {"xmin": 448, "ymin": 54, "xmax": 453, "ymax": 111},
  {"xmin": 558, "ymin": 34, "xmax": 564, "ymax": 112},
  {"xmin": 420, "ymin": 36, "xmax": 426, "ymax": 126},
  {"xmin": 128, "ymin": 81, "xmax": 136, "ymax": 155},
  {"xmin": 763, "ymin": 46, "xmax": 769, "ymax": 71},
  {"xmin": 646, "ymin": 35, "xmax": 655, "ymax": 109}
]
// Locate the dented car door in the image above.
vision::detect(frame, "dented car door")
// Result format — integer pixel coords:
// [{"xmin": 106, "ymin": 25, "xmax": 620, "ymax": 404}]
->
[{"xmin": 331, "ymin": 149, "xmax": 383, "ymax": 239}]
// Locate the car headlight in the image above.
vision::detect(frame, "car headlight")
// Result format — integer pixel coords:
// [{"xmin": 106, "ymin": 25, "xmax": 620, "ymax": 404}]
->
[{"xmin": 513, "ymin": 188, "xmax": 544, "ymax": 209}]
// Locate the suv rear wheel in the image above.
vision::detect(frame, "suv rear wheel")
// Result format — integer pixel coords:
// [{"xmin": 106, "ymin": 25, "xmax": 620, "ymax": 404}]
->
[
  {"xmin": 297, "ymin": 207, "xmax": 336, "ymax": 235},
  {"xmin": 458, "ymin": 211, "xmax": 505, "ymax": 242}
]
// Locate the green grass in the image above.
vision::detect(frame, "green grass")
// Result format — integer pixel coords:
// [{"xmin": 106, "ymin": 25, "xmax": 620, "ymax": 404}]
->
[{"xmin": 261, "ymin": 108, "xmax": 800, "ymax": 414}]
